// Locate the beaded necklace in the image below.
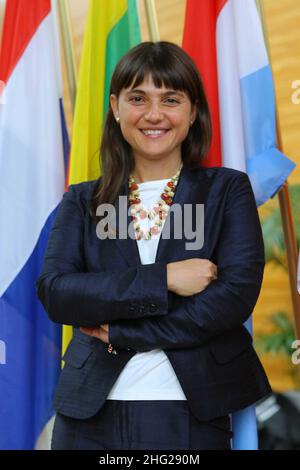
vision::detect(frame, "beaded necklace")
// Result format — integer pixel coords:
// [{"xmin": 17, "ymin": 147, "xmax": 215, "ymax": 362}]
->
[
  {"xmin": 128, "ymin": 163, "xmax": 183, "ymax": 240},
  {"xmin": 108, "ymin": 164, "xmax": 183, "ymax": 356}
]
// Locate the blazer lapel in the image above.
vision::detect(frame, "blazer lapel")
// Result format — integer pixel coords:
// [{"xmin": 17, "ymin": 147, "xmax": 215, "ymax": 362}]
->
[
  {"xmin": 113, "ymin": 164, "xmax": 212, "ymax": 267},
  {"xmin": 113, "ymin": 178, "xmax": 141, "ymax": 267},
  {"xmin": 155, "ymin": 164, "xmax": 211, "ymax": 262}
]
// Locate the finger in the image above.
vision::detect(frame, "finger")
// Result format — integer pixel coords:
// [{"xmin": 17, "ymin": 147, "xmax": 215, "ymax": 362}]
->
[
  {"xmin": 98, "ymin": 330, "xmax": 109, "ymax": 343},
  {"xmin": 80, "ymin": 327, "xmax": 94, "ymax": 335},
  {"xmin": 210, "ymin": 262, "xmax": 218, "ymax": 273}
]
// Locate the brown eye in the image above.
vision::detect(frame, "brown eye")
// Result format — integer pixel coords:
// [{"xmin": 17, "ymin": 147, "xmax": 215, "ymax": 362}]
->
[
  {"xmin": 129, "ymin": 96, "xmax": 144, "ymax": 103},
  {"xmin": 165, "ymin": 98, "xmax": 179, "ymax": 104}
]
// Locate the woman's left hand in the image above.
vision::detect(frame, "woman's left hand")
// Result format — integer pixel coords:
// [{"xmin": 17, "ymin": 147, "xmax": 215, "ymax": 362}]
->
[{"xmin": 80, "ymin": 324, "xmax": 109, "ymax": 344}]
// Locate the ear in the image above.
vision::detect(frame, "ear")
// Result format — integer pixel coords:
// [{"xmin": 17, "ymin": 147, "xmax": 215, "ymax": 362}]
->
[
  {"xmin": 110, "ymin": 94, "xmax": 119, "ymax": 119},
  {"xmin": 190, "ymin": 103, "xmax": 197, "ymax": 123}
]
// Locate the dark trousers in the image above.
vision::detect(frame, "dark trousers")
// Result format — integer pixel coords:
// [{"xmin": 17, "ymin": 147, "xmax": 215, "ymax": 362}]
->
[{"xmin": 51, "ymin": 400, "xmax": 233, "ymax": 450}]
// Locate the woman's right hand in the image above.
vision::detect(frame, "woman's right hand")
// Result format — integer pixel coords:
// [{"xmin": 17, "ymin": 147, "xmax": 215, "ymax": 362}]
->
[{"xmin": 167, "ymin": 258, "xmax": 218, "ymax": 296}]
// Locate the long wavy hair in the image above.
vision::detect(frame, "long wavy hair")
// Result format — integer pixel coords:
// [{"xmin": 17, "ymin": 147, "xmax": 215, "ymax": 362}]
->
[{"xmin": 89, "ymin": 41, "xmax": 212, "ymax": 221}]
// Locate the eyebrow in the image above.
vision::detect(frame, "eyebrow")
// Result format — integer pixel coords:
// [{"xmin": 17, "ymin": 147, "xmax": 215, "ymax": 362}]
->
[{"xmin": 125, "ymin": 89, "xmax": 185, "ymax": 97}]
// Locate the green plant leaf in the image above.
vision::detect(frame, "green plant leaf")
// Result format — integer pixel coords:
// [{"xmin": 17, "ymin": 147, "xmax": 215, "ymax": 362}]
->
[{"xmin": 261, "ymin": 184, "xmax": 300, "ymax": 270}]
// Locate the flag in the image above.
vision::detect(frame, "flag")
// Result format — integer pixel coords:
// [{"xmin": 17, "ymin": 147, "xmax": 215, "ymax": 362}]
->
[
  {"xmin": 63, "ymin": 0, "xmax": 141, "ymax": 354},
  {"xmin": 182, "ymin": 0, "xmax": 295, "ymax": 450},
  {"xmin": 182, "ymin": 0, "xmax": 295, "ymax": 207},
  {"xmin": 0, "ymin": 0, "xmax": 68, "ymax": 449}
]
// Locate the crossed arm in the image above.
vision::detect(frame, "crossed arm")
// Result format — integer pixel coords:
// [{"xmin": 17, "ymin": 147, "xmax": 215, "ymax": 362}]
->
[
  {"xmin": 36, "ymin": 173, "xmax": 264, "ymax": 351},
  {"xmin": 35, "ymin": 185, "xmax": 170, "ymax": 326},
  {"xmin": 108, "ymin": 172, "xmax": 265, "ymax": 351}
]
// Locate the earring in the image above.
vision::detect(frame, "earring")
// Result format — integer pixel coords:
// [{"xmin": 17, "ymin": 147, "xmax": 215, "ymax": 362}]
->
[
  {"xmin": 116, "ymin": 116, "xmax": 120, "ymax": 123},
  {"xmin": 190, "ymin": 120, "xmax": 193, "ymax": 126}
]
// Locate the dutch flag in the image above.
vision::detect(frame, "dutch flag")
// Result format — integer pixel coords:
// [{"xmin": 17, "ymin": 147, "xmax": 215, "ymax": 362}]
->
[{"xmin": 0, "ymin": 0, "xmax": 68, "ymax": 449}]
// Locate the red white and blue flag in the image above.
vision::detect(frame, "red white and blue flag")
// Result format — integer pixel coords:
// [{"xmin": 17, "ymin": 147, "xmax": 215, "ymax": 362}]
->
[
  {"xmin": 183, "ymin": 0, "xmax": 295, "ymax": 450},
  {"xmin": 183, "ymin": 0, "xmax": 295, "ymax": 206},
  {"xmin": 0, "ymin": 0, "xmax": 68, "ymax": 449}
]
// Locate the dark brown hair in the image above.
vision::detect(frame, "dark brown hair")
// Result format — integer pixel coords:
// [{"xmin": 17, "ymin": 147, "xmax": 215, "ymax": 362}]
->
[{"xmin": 90, "ymin": 41, "xmax": 211, "ymax": 220}]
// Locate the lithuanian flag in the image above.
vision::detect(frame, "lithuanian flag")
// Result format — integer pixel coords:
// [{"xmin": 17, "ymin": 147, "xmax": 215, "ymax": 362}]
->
[{"xmin": 63, "ymin": 0, "xmax": 141, "ymax": 354}]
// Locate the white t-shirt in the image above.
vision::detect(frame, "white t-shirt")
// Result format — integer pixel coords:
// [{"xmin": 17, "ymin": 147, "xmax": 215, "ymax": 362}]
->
[{"xmin": 107, "ymin": 178, "xmax": 187, "ymax": 400}]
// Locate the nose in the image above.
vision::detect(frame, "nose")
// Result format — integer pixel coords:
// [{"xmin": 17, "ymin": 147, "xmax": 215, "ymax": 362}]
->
[{"xmin": 144, "ymin": 101, "xmax": 164, "ymax": 122}]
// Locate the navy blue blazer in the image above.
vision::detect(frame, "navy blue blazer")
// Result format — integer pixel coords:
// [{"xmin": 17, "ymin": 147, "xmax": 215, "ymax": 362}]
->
[{"xmin": 36, "ymin": 164, "xmax": 272, "ymax": 421}]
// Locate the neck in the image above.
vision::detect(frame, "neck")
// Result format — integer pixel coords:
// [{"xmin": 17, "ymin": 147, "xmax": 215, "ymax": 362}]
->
[{"xmin": 131, "ymin": 158, "xmax": 183, "ymax": 183}]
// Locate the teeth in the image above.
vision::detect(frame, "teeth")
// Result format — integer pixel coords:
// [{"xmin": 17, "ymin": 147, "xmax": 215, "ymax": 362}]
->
[{"xmin": 142, "ymin": 129, "xmax": 166, "ymax": 135}]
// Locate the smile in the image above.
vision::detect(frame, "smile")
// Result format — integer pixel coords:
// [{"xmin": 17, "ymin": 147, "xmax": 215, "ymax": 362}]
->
[{"xmin": 140, "ymin": 129, "xmax": 170, "ymax": 138}]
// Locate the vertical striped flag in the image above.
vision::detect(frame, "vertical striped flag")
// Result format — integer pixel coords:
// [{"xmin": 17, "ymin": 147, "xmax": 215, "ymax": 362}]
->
[
  {"xmin": 0, "ymin": 0, "xmax": 68, "ymax": 449},
  {"xmin": 63, "ymin": 0, "xmax": 141, "ymax": 354},
  {"xmin": 182, "ymin": 0, "xmax": 295, "ymax": 449}
]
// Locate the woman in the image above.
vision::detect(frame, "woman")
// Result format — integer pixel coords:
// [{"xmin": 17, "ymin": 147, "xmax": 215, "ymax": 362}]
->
[{"xmin": 36, "ymin": 41, "xmax": 272, "ymax": 450}]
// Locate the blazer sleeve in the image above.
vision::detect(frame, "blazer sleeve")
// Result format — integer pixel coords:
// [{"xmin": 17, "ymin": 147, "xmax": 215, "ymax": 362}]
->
[
  {"xmin": 108, "ymin": 172, "xmax": 265, "ymax": 351},
  {"xmin": 35, "ymin": 185, "xmax": 169, "ymax": 326}
]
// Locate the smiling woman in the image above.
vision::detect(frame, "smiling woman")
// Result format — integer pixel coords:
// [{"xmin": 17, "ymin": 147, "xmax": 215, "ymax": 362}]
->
[
  {"xmin": 110, "ymin": 79, "xmax": 195, "ymax": 176},
  {"xmin": 90, "ymin": 41, "xmax": 211, "ymax": 216},
  {"xmin": 36, "ymin": 41, "xmax": 271, "ymax": 451}
]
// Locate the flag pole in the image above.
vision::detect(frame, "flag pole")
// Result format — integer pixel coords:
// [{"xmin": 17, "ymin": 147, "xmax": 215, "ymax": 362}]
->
[
  {"xmin": 257, "ymin": 0, "xmax": 300, "ymax": 338},
  {"xmin": 57, "ymin": 0, "xmax": 78, "ymax": 357},
  {"xmin": 57, "ymin": 0, "xmax": 77, "ymax": 112},
  {"xmin": 0, "ymin": 0, "xmax": 6, "ymax": 46},
  {"xmin": 143, "ymin": 0, "xmax": 160, "ymax": 41}
]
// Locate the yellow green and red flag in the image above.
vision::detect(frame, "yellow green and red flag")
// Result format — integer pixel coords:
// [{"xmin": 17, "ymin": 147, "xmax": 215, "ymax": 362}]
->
[{"xmin": 63, "ymin": 0, "xmax": 141, "ymax": 354}]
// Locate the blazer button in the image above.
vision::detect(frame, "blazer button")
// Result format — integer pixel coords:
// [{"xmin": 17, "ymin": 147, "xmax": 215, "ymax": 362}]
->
[
  {"xmin": 149, "ymin": 303, "xmax": 158, "ymax": 312},
  {"xmin": 107, "ymin": 344, "xmax": 118, "ymax": 355},
  {"xmin": 129, "ymin": 305, "xmax": 138, "ymax": 312}
]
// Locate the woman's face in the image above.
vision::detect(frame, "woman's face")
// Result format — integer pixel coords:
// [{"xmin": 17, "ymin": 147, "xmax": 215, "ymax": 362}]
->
[{"xmin": 110, "ymin": 75, "xmax": 196, "ymax": 163}]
